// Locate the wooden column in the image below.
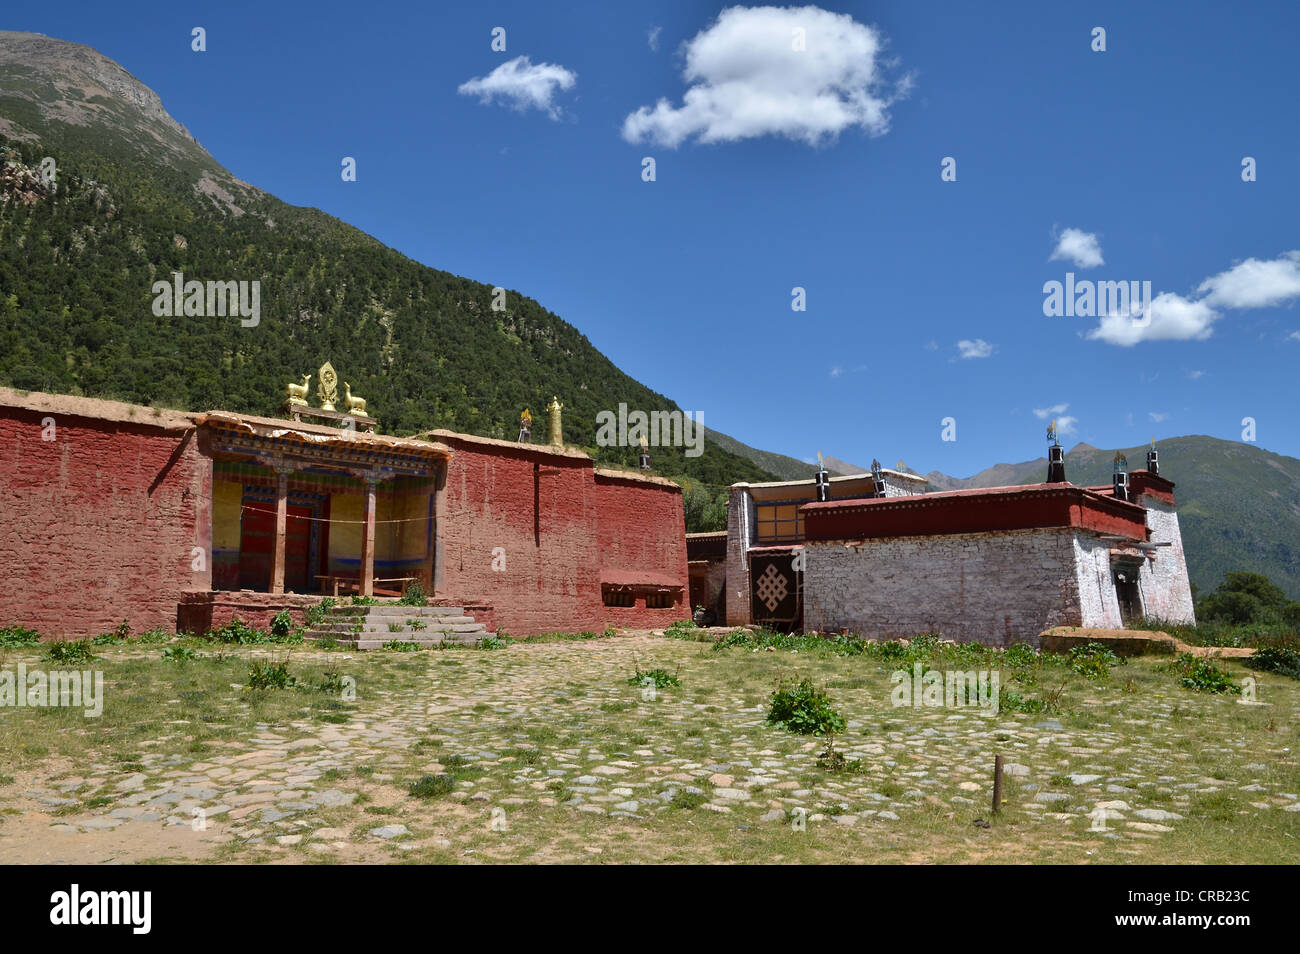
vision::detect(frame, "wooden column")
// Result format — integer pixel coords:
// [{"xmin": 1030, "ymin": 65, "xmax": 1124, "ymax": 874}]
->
[
  {"xmin": 360, "ymin": 476, "xmax": 378, "ymax": 597},
  {"xmin": 270, "ymin": 465, "xmax": 292, "ymax": 595}
]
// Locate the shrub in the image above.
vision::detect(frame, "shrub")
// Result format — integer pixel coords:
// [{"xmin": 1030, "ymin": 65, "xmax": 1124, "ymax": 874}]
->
[
  {"xmin": 1067, "ymin": 642, "xmax": 1124, "ymax": 678},
  {"xmin": 999, "ymin": 690, "xmax": 1049, "ymax": 714},
  {"xmin": 670, "ymin": 789, "xmax": 707, "ymax": 810},
  {"xmin": 162, "ymin": 645, "xmax": 198, "ymax": 663},
  {"xmin": 627, "ymin": 666, "xmax": 680, "ymax": 689},
  {"xmin": 1167, "ymin": 653, "xmax": 1242, "ymax": 695},
  {"xmin": 246, "ymin": 657, "xmax": 296, "ymax": 690},
  {"xmin": 1245, "ymin": 646, "xmax": 1300, "ymax": 681},
  {"xmin": 138, "ymin": 627, "xmax": 173, "ymax": 644},
  {"xmin": 409, "ymin": 773, "xmax": 454, "ymax": 799},
  {"xmin": 92, "ymin": 621, "xmax": 132, "ymax": 645},
  {"xmin": 44, "ymin": 640, "xmax": 96, "ymax": 664},
  {"xmin": 350, "ymin": 595, "xmax": 377, "ymax": 606},
  {"xmin": 316, "ymin": 664, "xmax": 349, "ymax": 694},
  {"xmin": 208, "ymin": 618, "xmax": 269, "ymax": 644},
  {"xmin": 397, "ymin": 581, "xmax": 427, "ymax": 607},
  {"xmin": 0, "ymin": 625, "xmax": 43, "ymax": 647},
  {"xmin": 382, "ymin": 640, "xmax": 421, "ymax": 652},
  {"xmin": 304, "ymin": 597, "xmax": 336, "ymax": 628},
  {"xmin": 663, "ymin": 619, "xmax": 706, "ymax": 641},
  {"xmin": 815, "ymin": 736, "xmax": 864, "ymax": 773},
  {"xmin": 269, "ymin": 610, "xmax": 296, "ymax": 641},
  {"xmin": 767, "ymin": 677, "xmax": 846, "ymax": 736},
  {"xmin": 478, "ymin": 634, "xmax": 512, "ymax": 650},
  {"xmin": 1001, "ymin": 644, "xmax": 1039, "ymax": 668}
]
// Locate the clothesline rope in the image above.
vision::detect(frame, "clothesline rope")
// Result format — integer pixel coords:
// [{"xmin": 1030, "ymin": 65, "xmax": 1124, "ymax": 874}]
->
[{"xmin": 239, "ymin": 504, "xmax": 431, "ymax": 527}]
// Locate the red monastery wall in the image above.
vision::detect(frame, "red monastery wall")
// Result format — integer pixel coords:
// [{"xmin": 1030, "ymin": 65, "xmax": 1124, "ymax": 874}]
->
[
  {"xmin": 593, "ymin": 470, "xmax": 689, "ymax": 629},
  {"xmin": 432, "ymin": 432, "xmax": 604, "ymax": 636},
  {"xmin": 0, "ymin": 390, "xmax": 209, "ymax": 638},
  {"xmin": 429, "ymin": 432, "xmax": 689, "ymax": 636},
  {"xmin": 0, "ymin": 394, "xmax": 689, "ymax": 642}
]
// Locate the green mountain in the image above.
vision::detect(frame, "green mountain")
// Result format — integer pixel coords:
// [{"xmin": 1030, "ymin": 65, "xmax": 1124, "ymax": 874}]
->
[
  {"xmin": 923, "ymin": 436, "xmax": 1300, "ymax": 600},
  {"xmin": 0, "ymin": 30, "xmax": 779, "ymax": 498}
]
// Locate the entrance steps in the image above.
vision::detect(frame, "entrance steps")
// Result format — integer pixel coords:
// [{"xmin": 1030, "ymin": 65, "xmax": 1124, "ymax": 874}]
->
[{"xmin": 305, "ymin": 603, "xmax": 494, "ymax": 649}]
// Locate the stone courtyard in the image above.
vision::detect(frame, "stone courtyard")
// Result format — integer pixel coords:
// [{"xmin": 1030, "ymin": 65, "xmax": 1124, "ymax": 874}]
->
[{"xmin": 1, "ymin": 631, "xmax": 1297, "ymax": 864}]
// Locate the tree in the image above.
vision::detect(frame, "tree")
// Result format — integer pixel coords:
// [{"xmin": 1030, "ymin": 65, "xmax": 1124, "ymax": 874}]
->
[{"xmin": 1198, "ymin": 571, "xmax": 1299, "ymax": 626}]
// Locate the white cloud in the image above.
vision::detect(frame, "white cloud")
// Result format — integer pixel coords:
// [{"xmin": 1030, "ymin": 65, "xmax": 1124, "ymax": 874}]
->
[
  {"xmin": 621, "ymin": 5, "xmax": 909, "ymax": 148},
  {"xmin": 1188, "ymin": 369, "xmax": 1206, "ymax": 379},
  {"xmin": 1086, "ymin": 249, "xmax": 1300, "ymax": 347},
  {"xmin": 955, "ymin": 338, "xmax": 993, "ymax": 359},
  {"xmin": 1049, "ymin": 228, "xmax": 1104, "ymax": 269},
  {"xmin": 1149, "ymin": 411, "xmax": 1169, "ymax": 423},
  {"xmin": 648, "ymin": 26, "xmax": 662, "ymax": 51},
  {"xmin": 1197, "ymin": 251, "xmax": 1300, "ymax": 309},
  {"xmin": 1288, "ymin": 331, "xmax": 1300, "ymax": 343},
  {"xmin": 1086, "ymin": 292, "xmax": 1218, "ymax": 347},
  {"xmin": 458, "ymin": 56, "xmax": 577, "ymax": 118},
  {"xmin": 829, "ymin": 365, "xmax": 842, "ymax": 377},
  {"xmin": 1033, "ymin": 404, "xmax": 1078, "ymax": 434}
]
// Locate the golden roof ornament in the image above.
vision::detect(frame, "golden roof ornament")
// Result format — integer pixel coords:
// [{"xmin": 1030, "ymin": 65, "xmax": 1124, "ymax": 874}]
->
[
  {"xmin": 317, "ymin": 361, "xmax": 339, "ymax": 411},
  {"xmin": 343, "ymin": 381, "xmax": 368, "ymax": 417},
  {"xmin": 546, "ymin": 396, "xmax": 563, "ymax": 446},
  {"xmin": 285, "ymin": 372, "xmax": 311, "ymax": 407}
]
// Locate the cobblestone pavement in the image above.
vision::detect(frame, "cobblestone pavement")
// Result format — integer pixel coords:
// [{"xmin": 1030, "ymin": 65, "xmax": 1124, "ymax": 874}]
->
[{"xmin": 2, "ymin": 634, "xmax": 1297, "ymax": 863}]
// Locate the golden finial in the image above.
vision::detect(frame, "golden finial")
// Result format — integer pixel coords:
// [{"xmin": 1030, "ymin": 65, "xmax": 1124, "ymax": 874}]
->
[{"xmin": 546, "ymin": 396, "xmax": 563, "ymax": 446}]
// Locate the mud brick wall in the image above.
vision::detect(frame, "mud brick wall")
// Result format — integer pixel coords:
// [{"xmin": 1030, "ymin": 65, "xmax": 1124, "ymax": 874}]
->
[
  {"xmin": 431, "ymin": 434, "xmax": 688, "ymax": 636},
  {"xmin": 434, "ymin": 435, "xmax": 604, "ymax": 637},
  {"xmin": 0, "ymin": 393, "xmax": 209, "ymax": 639},
  {"xmin": 593, "ymin": 470, "xmax": 688, "ymax": 629},
  {"xmin": 803, "ymin": 527, "xmax": 1087, "ymax": 646}
]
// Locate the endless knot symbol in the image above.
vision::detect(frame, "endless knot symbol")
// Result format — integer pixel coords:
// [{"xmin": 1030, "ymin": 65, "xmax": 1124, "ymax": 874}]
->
[{"xmin": 756, "ymin": 564, "xmax": 788, "ymax": 613}]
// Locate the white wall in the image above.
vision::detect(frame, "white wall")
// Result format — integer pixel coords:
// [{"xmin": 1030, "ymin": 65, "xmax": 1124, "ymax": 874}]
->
[
  {"xmin": 1136, "ymin": 498, "xmax": 1197, "ymax": 624},
  {"xmin": 803, "ymin": 527, "xmax": 1087, "ymax": 646}
]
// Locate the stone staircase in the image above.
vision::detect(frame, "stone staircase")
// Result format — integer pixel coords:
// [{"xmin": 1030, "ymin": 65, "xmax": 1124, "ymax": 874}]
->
[{"xmin": 305, "ymin": 603, "xmax": 493, "ymax": 649}]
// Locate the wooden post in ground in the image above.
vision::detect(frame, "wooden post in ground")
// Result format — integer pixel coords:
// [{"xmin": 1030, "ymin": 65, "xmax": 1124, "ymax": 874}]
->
[{"xmin": 992, "ymin": 754, "xmax": 1005, "ymax": 815}]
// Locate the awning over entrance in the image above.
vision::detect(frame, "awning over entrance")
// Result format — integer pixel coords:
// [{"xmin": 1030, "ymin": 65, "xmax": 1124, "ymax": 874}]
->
[{"xmin": 195, "ymin": 412, "xmax": 452, "ymax": 597}]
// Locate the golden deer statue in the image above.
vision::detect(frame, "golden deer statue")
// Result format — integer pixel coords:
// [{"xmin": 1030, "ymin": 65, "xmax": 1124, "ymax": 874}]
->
[
  {"xmin": 343, "ymin": 382, "xmax": 368, "ymax": 417},
  {"xmin": 285, "ymin": 373, "xmax": 311, "ymax": 406}
]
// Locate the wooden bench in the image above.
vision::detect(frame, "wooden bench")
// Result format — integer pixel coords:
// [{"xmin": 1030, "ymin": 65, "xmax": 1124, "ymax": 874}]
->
[{"xmin": 316, "ymin": 575, "xmax": 419, "ymax": 598}]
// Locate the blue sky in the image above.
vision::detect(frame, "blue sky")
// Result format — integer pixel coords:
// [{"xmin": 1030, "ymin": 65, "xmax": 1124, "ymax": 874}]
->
[{"xmin": 10, "ymin": 0, "xmax": 1300, "ymax": 477}]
